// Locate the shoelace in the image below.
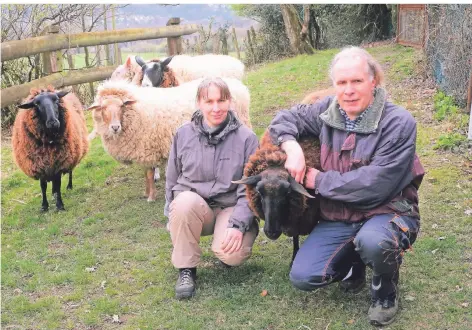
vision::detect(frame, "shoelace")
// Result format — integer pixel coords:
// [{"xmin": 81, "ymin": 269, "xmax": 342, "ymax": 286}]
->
[
  {"xmin": 179, "ymin": 269, "xmax": 194, "ymax": 286},
  {"xmin": 372, "ymin": 295, "xmax": 396, "ymax": 308}
]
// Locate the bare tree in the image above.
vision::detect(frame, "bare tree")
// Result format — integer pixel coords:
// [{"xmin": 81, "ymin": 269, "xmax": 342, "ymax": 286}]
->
[{"xmin": 280, "ymin": 4, "xmax": 314, "ymax": 55}]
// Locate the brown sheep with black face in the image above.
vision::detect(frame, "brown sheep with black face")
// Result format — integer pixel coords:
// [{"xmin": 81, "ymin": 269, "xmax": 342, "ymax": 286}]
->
[
  {"xmin": 12, "ymin": 86, "xmax": 89, "ymax": 211},
  {"xmin": 233, "ymin": 130, "xmax": 323, "ymax": 264}
]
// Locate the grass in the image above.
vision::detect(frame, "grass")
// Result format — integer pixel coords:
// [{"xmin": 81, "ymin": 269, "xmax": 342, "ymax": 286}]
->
[{"xmin": 2, "ymin": 44, "xmax": 471, "ymax": 329}]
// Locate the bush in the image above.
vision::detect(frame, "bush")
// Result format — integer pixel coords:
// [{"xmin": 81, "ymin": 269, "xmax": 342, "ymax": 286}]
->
[
  {"xmin": 433, "ymin": 132, "xmax": 467, "ymax": 150},
  {"xmin": 433, "ymin": 91, "xmax": 459, "ymax": 121}
]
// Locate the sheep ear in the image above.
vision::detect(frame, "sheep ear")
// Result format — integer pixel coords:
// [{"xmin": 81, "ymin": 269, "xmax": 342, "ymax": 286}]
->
[
  {"xmin": 289, "ymin": 176, "xmax": 316, "ymax": 198},
  {"xmin": 87, "ymin": 102, "xmax": 101, "ymax": 111},
  {"xmin": 57, "ymin": 89, "xmax": 70, "ymax": 99},
  {"xmin": 18, "ymin": 101, "xmax": 35, "ymax": 109},
  {"xmin": 125, "ymin": 56, "xmax": 133, "ymax": 68},
  {"xmin": 161, "ymin": 55, "xmax": 174, "ymax": 68},
  {"xmin": 135, "ymin": 56, "xmax": 146, "ymax": 67},
  {"xmin": 232, "ymin": 174, "xmax": 262, "ymax": 186}
]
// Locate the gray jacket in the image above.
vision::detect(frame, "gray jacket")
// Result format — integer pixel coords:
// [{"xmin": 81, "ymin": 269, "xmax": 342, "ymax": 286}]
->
[{"xmin": 164, "ymin": 110, "xmax": 259, "ymax": 232}]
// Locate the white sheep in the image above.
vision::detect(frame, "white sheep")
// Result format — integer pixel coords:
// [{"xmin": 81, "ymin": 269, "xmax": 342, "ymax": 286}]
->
[
  {"xmin": 88, "ymin": 77, "xmax": 251, "ymax": 201},
  {"xmin": 111, "ymin": 54, "xmax": 245, "ymax": 87}
]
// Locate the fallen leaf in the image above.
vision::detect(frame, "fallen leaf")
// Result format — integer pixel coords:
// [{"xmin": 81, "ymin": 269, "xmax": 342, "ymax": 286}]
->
[
  {"xmin": 460, "ymin": 302, "xmax": 469, "ymax": 308},
  {"xmin": 261, "ymin": 290, "xmax": 268, "ymax": 297},
  {"xmin": 432, "ymin": 224, "xmax": 439, "ymax": 229},
  {"xmin": 85, "ymin": 266, "xmax": 97, "ymax": 272},
  {"xmin": 112, "ymin": 315, "xmax": 121, "ymax": 323},
  {"xmin": 347, "ymin": 319, "xmax": 355, "ymax": 324},
  {"xmin": 100, "ymin": 281, "xmax": 107, "ymax": 289},
  {"xmin": 465, "ymin": 209, "xmax": 472, "ymax": 216},
  {"xmin": 405, "ymin": 295, "xmax": 416, "ymax": 301},
  {"xmin": 456, "ymin": 285, "xmax": 463, "ymax": 291},
  {"xmin": 431, "ymin": 249, "xmax": 439, "ymax": 255},
  {"xmin": 13, "ymin": 288, "xmax": 23, "ymax": 295}
]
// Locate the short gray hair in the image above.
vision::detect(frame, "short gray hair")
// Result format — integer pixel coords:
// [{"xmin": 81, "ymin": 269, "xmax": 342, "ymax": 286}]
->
[{"xmin": 329, "ymin": 46, "xmax": 384, "ymax": 87}]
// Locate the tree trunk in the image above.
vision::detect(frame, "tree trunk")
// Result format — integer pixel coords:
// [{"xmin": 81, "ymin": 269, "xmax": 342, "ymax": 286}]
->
[
  {"xmin": 300, "ymin": 4, "xmax": 310, "ymax": 43},
  {"xmin": 310, "ymin": 10, "xmax": 321, "ymax": 50},
  {"xmin": 220, "ymin": 29, "xmax": 228, "ymax": 55},
  {"xmin": 280, "ymin": 4, "xmax": 314, "ymax": 55}
]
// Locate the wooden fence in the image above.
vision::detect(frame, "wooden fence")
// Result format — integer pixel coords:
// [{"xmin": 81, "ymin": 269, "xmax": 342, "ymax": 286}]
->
[{"xmin": 1, "ymin": 19, "xmax": 198, "ymax": 108}]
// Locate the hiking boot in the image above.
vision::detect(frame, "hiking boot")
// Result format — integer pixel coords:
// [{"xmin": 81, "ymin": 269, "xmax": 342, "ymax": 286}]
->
[
  {"xmin": 368, "ymin": 293, "xmax": 399, "ymax": 326},
  {"xmin": 175, "ymin": 268, "xmax": 196, "ymax": 300},
  {"xmin": 339, "ymin": 262, "xmax": 366, "ymax": 293},
  {"xmin": 368, "ymin": 272, "xmax": 399, "ymax": 326}
]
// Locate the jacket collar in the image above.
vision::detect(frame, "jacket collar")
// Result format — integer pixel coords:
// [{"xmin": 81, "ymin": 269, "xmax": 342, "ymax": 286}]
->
[
  {"xmin": 319, "ymin": 87, "xmax": 387, "ymax": 134},
  {"xmin": 192, "ymin": 110, "xmax": 241, "ymax": 145}
]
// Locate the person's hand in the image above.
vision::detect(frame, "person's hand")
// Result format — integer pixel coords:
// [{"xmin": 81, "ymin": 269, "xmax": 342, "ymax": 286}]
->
[
  {"xmin": 221, "ymin": 228, "xmax": 243, "ymax": 254},
  {"xmin": 304, "ymin": 168, "xmax": 320, "ymax": 190},
  {"xmin": 281, "ymin": 140, "xmax": 306, "ymax": 183}
]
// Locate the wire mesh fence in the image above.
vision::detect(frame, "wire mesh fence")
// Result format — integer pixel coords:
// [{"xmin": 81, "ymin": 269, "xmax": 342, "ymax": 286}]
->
[{"xmin": 425, "ymin": 4, "xmax": 472, "ymax": 106}]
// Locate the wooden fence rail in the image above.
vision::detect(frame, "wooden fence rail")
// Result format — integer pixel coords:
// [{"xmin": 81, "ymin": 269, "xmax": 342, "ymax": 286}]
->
[
  {"xmin": 1, "ymin": 66, "xmax": 118, "ymax": 108},
  {"xmin": 1, "ymin": 24, "xmax": 198, "ymax": 62}
]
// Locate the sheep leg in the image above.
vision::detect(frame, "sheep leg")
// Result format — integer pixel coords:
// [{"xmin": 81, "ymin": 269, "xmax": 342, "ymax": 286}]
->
[
  {"xmin": 146, "ymin": 168, "xmax": 157, "ymax": 202},
  {"xmin": 40, "ymin": 179, "xmax": 49, "ymax": 212},
  {"xmin": 67, "ymin": 170, "xmax": 73, "ymax": 190},
  {"xmin": 143, "ymin": 169, "xmax": 150, "ymax": 198},
  {"xmin": 52, "ymin": 173, "xmax": 65, "ymax": 211},
  {"xmin": 290, "ymin": 235, "xmax": 300, "ymax": 268},
  {"xmin": 153, "ymin": 167, "xmax": 160, "ymax": 182}
]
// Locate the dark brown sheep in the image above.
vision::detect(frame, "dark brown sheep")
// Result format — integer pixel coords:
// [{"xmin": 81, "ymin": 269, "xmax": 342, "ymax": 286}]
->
[
  {"xmin": 300, "ymin": 87, "xmax": 336, "ymax": 104},
  {"xmin": 233, "ymin": 130, "xmax": 323, "ymax": 264},
  {"xmin": 12, "ymin": 86, "xmax": 89, "ymax": 211}
]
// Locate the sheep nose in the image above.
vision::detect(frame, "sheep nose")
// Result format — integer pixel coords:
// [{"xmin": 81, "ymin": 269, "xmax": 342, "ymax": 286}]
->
[
  {"xmin": 265, "ymin": 230, "xmax": 282, "ymax": 240},
  {"xmin": 46, "ymin": 119, "xmax": 60, "ymax": 129},
  {"xmin": 111, "ymin": 125, "xmax": 120, "ymax": 132}
]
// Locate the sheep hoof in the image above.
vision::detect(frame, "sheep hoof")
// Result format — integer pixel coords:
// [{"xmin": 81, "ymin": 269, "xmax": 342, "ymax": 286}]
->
[
  {"xmin": 40, "ymin": 206, "xmax": 49, "ymax": 212},
  {"xmin": 56, "ymin": 205, "xmax": 65, "ymax": 211},
  {"xmin": 66, "ymin": 185, "xmax": 73, "ymax": 190},
  {"xmin": 147, "ymin": 196, "xmax": 156, "ymax": 202}
]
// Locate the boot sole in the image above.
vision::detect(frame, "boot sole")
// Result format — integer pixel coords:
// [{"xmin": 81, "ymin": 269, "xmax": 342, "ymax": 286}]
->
[
  {"xmin": 176, "ymin": 290, "xmax": 195, "ymax": 300},
  {"xmin": 370, "ymin": 315, "xmax": 396, "ymax": 327}
]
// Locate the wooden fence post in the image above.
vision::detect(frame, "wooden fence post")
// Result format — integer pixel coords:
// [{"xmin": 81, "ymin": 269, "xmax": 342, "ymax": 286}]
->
[
  {"xmin": 468, "ymin": 69, "xmax": 472, "ymax": 140},
  {"xmin": 231, "ymin": 27, "xmax": 240, "ymax": 60},
  {"xmin": 167, "ymin": 17, "xmax": 182, "ymax": 56},
  {"xmin": 111, "ymin": 5, "xmax": 121, "ymax": 64},
  {"xmin": 40, "ymin": 24, "xmax": 63, "ymax": 75},
  {"xmin": 103, "ymin": 5, "xmax": 112, "ymax": 65},
  {"xmin": 246, "ymin": 29, "xmax": 255, "ymax": 65},
  {"xmin": 66, "ymin": 52, "xmax": 79, "ymax": 95}
]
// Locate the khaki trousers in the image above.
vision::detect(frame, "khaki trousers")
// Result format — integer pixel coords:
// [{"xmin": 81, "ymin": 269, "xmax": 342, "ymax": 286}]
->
[{"xmin": 169, "ymin": 191, "xmax": 258, "ymax": 268}]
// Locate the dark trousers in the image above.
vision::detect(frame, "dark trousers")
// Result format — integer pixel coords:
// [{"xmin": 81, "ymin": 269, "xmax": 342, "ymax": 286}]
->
[{"xmin": 290, "ymin": 213, "xmax": 419, "ymax": 295}]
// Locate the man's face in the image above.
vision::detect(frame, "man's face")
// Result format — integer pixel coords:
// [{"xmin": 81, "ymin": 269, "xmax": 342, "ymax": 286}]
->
[{"xmin": 332, "ymin": 57, "xmax": 376, "ymax": 119}]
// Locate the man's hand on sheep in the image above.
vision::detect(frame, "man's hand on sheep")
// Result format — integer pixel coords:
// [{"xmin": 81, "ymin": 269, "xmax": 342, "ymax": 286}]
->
[
  {"xmin": 221, "ymin": 228, "xmax": 243, "ymax": 254},
  {"xmin": 305, "ymin": 168, "xmax": 320, "ymax": 190},
  {"xmin": 281, "ymin": 140, "xmax": 307, "ymax": 183}
]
